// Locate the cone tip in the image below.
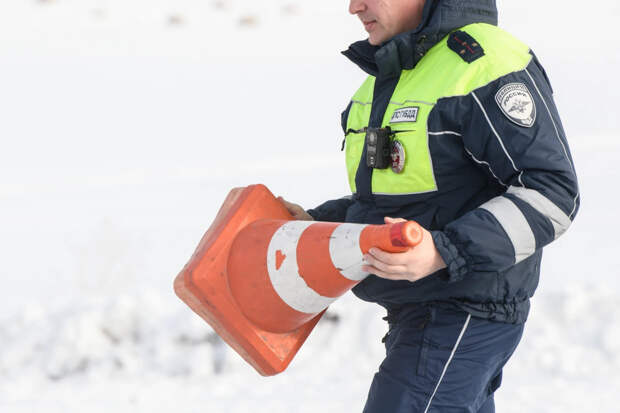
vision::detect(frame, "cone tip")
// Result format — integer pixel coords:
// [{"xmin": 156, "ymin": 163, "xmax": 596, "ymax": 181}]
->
[{"xmin": 402, "ymin": 221, "xmax": 423, "ymax": 247}]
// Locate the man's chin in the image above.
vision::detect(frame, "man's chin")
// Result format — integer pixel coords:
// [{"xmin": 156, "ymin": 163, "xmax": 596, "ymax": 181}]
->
[
  {"xmin": 368, "ymin": 31, "xmax": 390, "ymax": 46},
  {"xmin": 368, "ymin": 36, "xmax": 382, "ymax": 46}
]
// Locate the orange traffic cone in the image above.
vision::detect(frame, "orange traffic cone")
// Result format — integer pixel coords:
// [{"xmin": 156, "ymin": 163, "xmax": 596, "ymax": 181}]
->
[{"xmin": 174, "ymin": 184, "xmax": 422, "ymax": 376}]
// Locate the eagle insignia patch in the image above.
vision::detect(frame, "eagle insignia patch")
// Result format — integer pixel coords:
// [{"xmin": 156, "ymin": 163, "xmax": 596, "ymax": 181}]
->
[{"xmin": 495, "ymin": 83, "xmax": 537, "ymax": 128}]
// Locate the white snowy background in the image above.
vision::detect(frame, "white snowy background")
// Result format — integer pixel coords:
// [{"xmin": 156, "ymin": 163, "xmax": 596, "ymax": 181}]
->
[{"xmin": 1, "ymin": 1, "xmax": 619, "ymax": 412}]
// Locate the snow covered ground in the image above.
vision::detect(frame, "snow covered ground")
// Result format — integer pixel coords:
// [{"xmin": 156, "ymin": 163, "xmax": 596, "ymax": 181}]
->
[
  {"xmin": 2, "ymin": 285, "xmax": 619, "ymax": 412},
  {"xmin": 1, "ymin": 1, "xmax": 619, "ymax": 412}
]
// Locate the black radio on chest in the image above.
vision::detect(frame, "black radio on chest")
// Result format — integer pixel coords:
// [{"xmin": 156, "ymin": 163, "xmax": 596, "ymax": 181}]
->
[{"xmin": 365, "ymin": 127, "xmax": 393, "ymax": 169}]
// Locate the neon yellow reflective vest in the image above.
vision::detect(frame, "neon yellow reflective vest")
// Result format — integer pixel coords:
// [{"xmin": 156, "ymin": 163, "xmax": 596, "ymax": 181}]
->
[{"xmin": 344, "ymin": 23, "xmax": 531, "ymax": 195}]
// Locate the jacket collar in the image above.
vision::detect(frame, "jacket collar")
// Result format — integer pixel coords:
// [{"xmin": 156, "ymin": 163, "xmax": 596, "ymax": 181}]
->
[{"xmin": 342, "ymin": 0, "xmax": 498, "ymax": 78}]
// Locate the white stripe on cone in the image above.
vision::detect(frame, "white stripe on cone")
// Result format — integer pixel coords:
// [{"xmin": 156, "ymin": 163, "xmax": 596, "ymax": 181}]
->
[
  {"xmin": 329, "ymin": 223, "xmax": 370, "ymax": 281},
  {"xmin": 266, "ymin": 221, "xmax": 336, "ymax": 314}
]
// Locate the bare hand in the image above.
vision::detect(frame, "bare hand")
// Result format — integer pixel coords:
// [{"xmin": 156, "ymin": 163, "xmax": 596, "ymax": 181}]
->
[
  {"xmin": 362, "ymin": 217, "xmax": 446, "ymax": 282},
  {"xmin": 277, "ymin": 197, "xmax": 314, "ymax": 221}
]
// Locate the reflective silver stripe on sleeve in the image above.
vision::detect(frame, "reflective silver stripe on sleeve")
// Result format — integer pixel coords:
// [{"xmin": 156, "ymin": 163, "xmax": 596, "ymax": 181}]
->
[
  {"xmin": 480, "ymin": 196, "xmax": 536, "ymax": 264},
  {"xmin": 507, "ymin": 186, "xmax": 572, "ymax": 240}
]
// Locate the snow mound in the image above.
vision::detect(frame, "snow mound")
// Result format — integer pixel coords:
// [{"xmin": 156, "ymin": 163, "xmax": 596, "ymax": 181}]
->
[
  {"xmin": 1, "ymin": 284, "xmax": 618, "ymax": 413},
  {"xmin": 0, "ymin": 292, "xmax": 226, "ymax": 382}
]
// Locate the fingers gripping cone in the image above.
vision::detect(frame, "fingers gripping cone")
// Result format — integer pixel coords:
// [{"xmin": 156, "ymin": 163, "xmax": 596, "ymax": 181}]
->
[{"xmin": 174, "ymin": 184, "xmax": 423, "ymax": 376}]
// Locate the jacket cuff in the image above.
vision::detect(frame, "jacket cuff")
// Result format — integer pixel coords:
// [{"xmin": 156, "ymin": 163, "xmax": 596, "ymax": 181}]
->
[
  {"xmin": 306, "ymin": 209, "xmax": 320, "ymax": 221},
  {"xmin": 305, "ymin": 197, "xmax": 353, "ymax": 223},
  {"xmin": 431, "ymin": 230, "xmax": 469, "ymax": 282}
]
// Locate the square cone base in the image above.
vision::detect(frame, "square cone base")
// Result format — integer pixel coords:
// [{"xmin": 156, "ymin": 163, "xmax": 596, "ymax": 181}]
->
[{"xmin": 174, "ymin": 184, "xmax": 324, "ymax": 376}]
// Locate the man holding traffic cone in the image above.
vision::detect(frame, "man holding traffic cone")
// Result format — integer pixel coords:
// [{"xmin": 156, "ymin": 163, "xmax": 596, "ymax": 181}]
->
[{"xmin": 280, "ymin": 0, "xmax": 580, "ymax": 412}]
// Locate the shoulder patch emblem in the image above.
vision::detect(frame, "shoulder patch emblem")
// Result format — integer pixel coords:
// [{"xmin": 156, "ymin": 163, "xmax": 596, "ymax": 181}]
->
[
  {"xmin": 447, "ymin": 31, "xmax": 484, "ymax": 63},
  {"xmin": 495, "ymin": 83, "xmax": 537, "ymax": 128},
  {"xmin": 390, "ymin": 106, "xmax": 419, "ymax": 123}
]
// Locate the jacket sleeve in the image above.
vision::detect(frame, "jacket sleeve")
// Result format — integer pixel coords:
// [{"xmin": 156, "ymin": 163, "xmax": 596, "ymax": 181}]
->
[
  {"xmin": 307, "ymin": 197, "xmax": 354, "ymax": 222},
  {"xmin": 432, "ymin": 56, "xmax": 580, "ymax": 281}
]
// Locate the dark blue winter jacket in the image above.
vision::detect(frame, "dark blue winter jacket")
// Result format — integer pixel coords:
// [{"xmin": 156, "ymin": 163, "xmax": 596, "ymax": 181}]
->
[{"xmin": 307, "ymin": 0, "xmax": 580, "ymax": 323}]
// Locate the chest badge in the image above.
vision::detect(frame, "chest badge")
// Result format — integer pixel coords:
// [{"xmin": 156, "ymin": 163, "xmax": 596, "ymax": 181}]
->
[
  {"xmin": 495, "ymin": 83, "xmax": 537, "ymax": 128},
  {"xmin": 390, "ymin": 140, "xmax": 406, "ymax": 174}
]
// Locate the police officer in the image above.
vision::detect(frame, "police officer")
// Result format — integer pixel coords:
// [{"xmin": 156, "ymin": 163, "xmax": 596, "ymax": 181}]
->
[{"xmin": 281, "ymin": 0, "xmax": 579, "ymax": 412}]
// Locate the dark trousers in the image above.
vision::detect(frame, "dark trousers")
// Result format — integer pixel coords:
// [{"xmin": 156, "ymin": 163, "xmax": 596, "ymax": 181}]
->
[{"xmin": 362, "ymin": 305, "xmax": 524, "ymax": 413}]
